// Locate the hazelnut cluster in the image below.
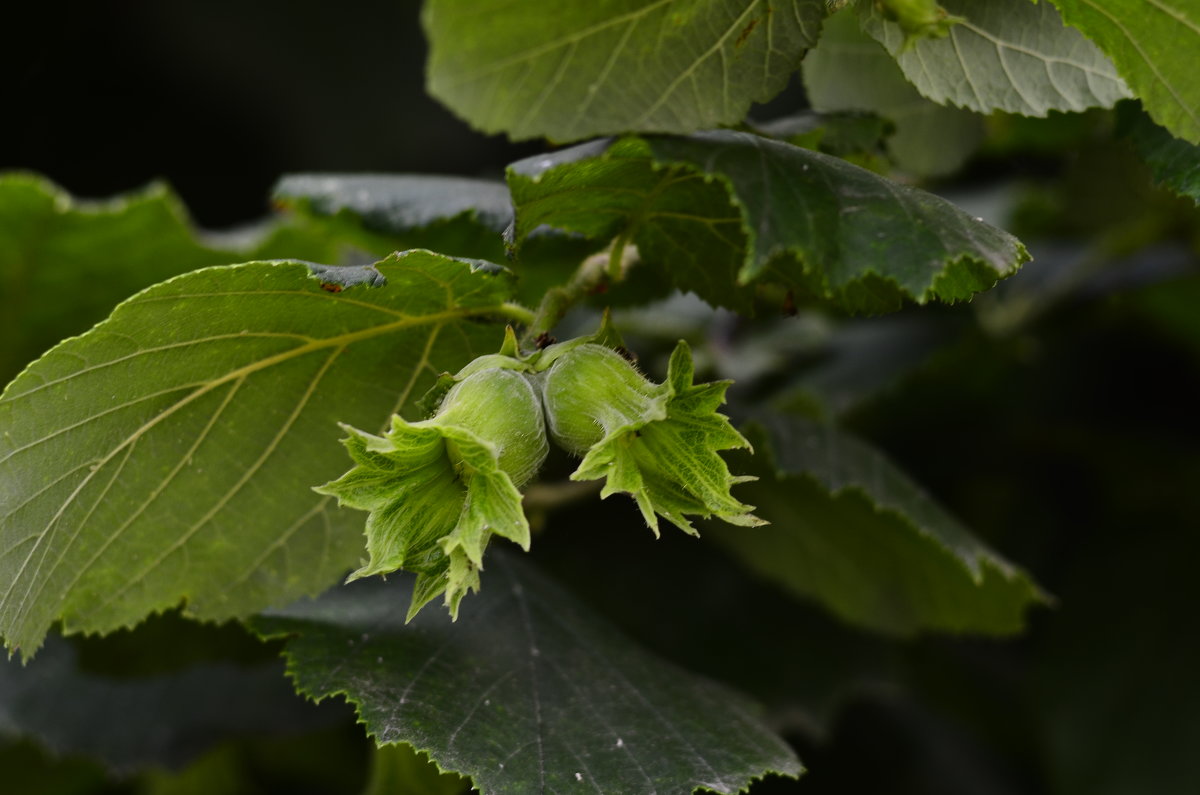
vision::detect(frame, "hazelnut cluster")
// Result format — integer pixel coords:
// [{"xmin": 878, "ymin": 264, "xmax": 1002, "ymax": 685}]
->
[{"xmin": 318, "ymin": 324, "xmax": 761, "ymax": 619}]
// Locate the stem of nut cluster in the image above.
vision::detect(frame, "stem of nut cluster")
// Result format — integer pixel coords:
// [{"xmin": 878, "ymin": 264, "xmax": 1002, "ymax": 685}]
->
[
  {"xmin": 520, "ymin": 243, "xmax": 617, "ymax": 347},
  {"xmin": 606, "ymin": 228, "xmax": 632, "ymax": 282},
  {"xmin": 496, "ymin": 302, "xmax": 537, "ymax": 327}
]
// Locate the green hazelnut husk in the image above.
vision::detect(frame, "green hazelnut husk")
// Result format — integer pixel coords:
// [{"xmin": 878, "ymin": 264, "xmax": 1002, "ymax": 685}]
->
[
  {"xmin": 536, "ymin": 340, "xmax": 763, "ymax": 535},
  {"xmin": 316, "ymin": 335, "xmax": 547, "ymax": 621}
]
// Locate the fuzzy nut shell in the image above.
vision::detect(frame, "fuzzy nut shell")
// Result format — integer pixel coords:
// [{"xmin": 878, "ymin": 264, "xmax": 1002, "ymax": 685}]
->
[
  {"xmin": 432, "ymin": 367, "xmax": 549, "ymax": 488},
  {"xmin": 539, "ymin": 344, "xmax": 665, "ymax": 456}
]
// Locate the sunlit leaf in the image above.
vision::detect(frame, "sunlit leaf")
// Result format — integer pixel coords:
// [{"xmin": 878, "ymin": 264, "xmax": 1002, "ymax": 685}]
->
[
  {"xmin": 803, "ymin": 9, "xmax": 985, "ymax": 177},
  {"xmin": 424, "ymin": 0, "xmax": 825, "ymax": 142},
  {"xmin": 0, "ymin": 252, "xmax": 518, "ymax": 657},
  {"xmin": 1046, "ymin": 0, "xmax": 1200, "ymax": 143},
  {"xmin": 859, "ymin": 0, "xmax": 1131, "ymax": 116},
  {"xmin": 0, "ymin": 175, "xmax": 337, "ymax": 386}
]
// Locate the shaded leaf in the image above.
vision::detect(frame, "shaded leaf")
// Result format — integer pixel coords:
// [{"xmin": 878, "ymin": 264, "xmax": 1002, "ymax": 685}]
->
[
  {"xmin": 0, "ymin": 175, "xmax": 338, "ymax": 387},
  {"xmin": 274, "ymin": 174, "xmax": 514, "ymax": 236},
  {"xmin": 423, "ymin": 0, "xmax": 826, "ymax": 142},
  {"xmin": 709, "ymin": 415, "xmax": 1047, "ymax": 635},
  {"xmin": 859, "ymin": 0, "xmax": 1131, "ymax": 116},
  {"xmin": 756, "ymin": 110, "xmax": 894, "ymax": 174},
  {"xmin": 1046, "ymin": 0, "xmax": 1200, "ymax": 143},
  {"xmin": 1119, "ymin": 103, "xmax": 1200, "ymax": 205},
  {"xmin": 525, "ymin": 480, "xmax": 909, "ymax": 739},
  {"xmin": 274, "ymin": 173, "xmax": 601, "ymax": 309},
  {"xmin": 0, "ymin": 251, "xmax": 519, "ymax": 658},
  {"xmin": 802, "ymin": 8, "xmax": 985, "ymax": 177},
  {"xmin": 508, "ymin": 131, "xmax": 1028, "ymax": 314},
  {"xmin": 274, "ymin": 177, "xmax": 509, "ymax": 267},
  {"xmin": 251, "ymin": 551, "xmax": 803, "ymax": 794},
  {"xmin": 0, "ymin": 635, "xmax": 340, "ymax": 771},
  {"xmin": 67, "ymin": 609, "xmax": 279, "ymax": 678},
  {"xmin": 774, "ymin": 313, "xmax": 956, "ymax": 419}
]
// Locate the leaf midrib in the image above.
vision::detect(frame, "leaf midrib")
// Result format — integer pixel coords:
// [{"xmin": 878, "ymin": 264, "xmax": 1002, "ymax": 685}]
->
[{"xmin": 0, "ymin": 305, "xmax": 486, "ymax": 464}]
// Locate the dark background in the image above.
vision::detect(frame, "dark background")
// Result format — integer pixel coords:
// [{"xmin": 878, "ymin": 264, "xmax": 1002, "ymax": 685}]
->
[{"xmin": 4, "ymin": 0, "xmax": 538, "ymax": 227}]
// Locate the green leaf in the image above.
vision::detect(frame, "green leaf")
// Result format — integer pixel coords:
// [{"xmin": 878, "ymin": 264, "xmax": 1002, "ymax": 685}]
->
[
  {"xmin": 527, "ymin": 497, "xmax": 904, "ymax": 738},
  {"xmin": 251, "ymin": 551, "xmax": 803, "ymax": 794},
  {"xmin": 0, "ymin": 636, "xmax": 337, "ymax": 770},
  {"xmin": 273, "ymin": 173, "xmax": 600, "ymax": 310},
  {"xmin": 423, "ymin": 0, "xmax": 826, "ymax": 142},
  {"xmin": 1119, "ymin": 103, "xmax": 1200, "ymax": 204},
  {"xmin": 0, "ymin": 251, "xmax": 520, "ymax": 658},
  {"xmin": 272, "ymin": 177, "xmax": 508, "ymax": 267},
  {"xmin": 709, "ymin": 415, "xmax": 1048, "ymax": 635},
  {"xmin": 859, "ymin": 0, "xmax": 1132, "ymax": 116},
  {"xmin": 802, "ymin": 8, "xmax": 985, "ymax": 177},
  {"xmin": 274, "ymin": 174, "xmax": 514, "ymax": 236},
  {"xmin": 1046, "ymin": 0, "xmax": 1200, "ymax": 143},
  {"xmin": 756, "ymin": 110, "xmax": 895, "ymax": 173},
  {"xmin": 0, "ymin": 175, "xmax": 339, "ymax": 387},
  {"xmin": 508, "ymin": 131, "xmax": 1029, "ymax": 314}
]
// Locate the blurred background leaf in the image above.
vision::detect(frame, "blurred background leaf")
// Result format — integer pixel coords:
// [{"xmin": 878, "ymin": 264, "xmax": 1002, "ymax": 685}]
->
[{"xmin": 802, "ymin": 8, "xmax": 985, "ymax": 178}]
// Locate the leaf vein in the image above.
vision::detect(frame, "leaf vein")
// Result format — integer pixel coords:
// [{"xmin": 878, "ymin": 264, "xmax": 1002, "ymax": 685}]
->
[
  {"xmin": 442, "ymin": 0, "xmax": 672, "ymax": 86},
  {"xmin": 43, "ymin": 377, "xmax": 248, "ymax": 622},
  {"xmin": 631, "ymin": 0, "xmax": 764, "ymax": 127},
  {"xmin": 76, "ymin": 347, "xmax": 346, "ymax": 622}
]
